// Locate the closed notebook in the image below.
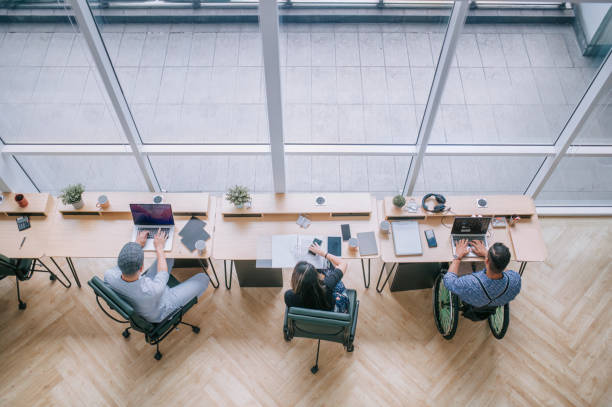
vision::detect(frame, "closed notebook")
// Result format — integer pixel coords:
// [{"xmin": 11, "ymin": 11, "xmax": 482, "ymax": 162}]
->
[
  {"xmin": 392, "ymin": 221, "xmax": 422, "ymax": 256},
  {"xmin": 179, "ymin": 216, "xmax": 210, "ymax": 252},
  {"xmin": 357, "ymin": 231, "xmax": 378, "ymax": 256}
]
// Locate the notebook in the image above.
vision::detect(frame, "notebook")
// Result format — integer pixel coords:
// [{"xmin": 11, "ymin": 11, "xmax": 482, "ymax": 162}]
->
[
  {"xmin": 391, "ymin": 221, "xmax": 423, "ymax": 256},
  {"xmin": 357, "ymin": 231, "xmax": 378, "ymax": 256},
  {"xmin": 179, "ymin": 216, "xmax": 210, "ymax": 252}
]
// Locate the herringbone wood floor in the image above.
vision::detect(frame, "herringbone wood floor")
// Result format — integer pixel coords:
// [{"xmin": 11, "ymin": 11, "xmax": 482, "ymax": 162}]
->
[{"xmin": 0, "ymin": 218, "xmax": 610, "ymax": 406}]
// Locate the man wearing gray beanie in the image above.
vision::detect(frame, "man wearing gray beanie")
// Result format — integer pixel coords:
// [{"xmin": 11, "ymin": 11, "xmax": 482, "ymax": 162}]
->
[{"xmin": 104, "ymin": 230, "xmax": 209, "ymax": 323}]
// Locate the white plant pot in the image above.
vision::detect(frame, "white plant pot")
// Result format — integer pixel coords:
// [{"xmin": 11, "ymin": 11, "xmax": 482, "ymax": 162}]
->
[
  {"xmin": 235, "ymin": 203, "xmax": 244, "ymax": 209},
  {"xmin": 72, "ymin": 199, "xmax": 84, "ymax": 209}
]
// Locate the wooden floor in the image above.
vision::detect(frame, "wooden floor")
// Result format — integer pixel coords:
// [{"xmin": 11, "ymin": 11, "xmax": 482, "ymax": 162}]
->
[{"xmin": 0, "ymin": 218, "xmax": 610, "ymax": 406}]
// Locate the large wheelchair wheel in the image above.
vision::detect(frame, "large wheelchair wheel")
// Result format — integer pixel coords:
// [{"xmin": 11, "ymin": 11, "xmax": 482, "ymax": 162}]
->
[
  {"xmin": 488, "ymin": 303, "xmax": 510, "ymax": 339},
  {"xmin": 433, "ymin": 274, "xmax": 459, "ymax": 340}
]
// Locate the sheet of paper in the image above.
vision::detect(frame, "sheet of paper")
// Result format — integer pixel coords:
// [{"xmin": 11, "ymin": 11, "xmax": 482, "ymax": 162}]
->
[
  {"xmin": 296, "ymin": 235, "xmax": 328, "ymax": 269},
  {"xmin": 256, "ymin": 237, "xmax": 273, "ymax": 268},
  {"xmin": 271, "ymin": 234, "xmax": 328, "ymax": 269}
]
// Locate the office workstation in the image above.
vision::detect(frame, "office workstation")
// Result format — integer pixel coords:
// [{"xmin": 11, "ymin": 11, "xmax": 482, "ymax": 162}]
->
[{"xmin": 1, "ymin": 0, "xmax": 611, "ymax": 404}]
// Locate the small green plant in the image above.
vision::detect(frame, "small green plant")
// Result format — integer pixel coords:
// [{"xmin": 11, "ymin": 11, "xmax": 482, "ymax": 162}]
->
[
  {"xmin": 59, "ymin": 184, "xmax": 85, "ymax": 205},
  {"xmin": 392, "ymin": 194, "xmax": 406, "ymax": 208},
  {"xmin": 225, "ymin": 185, "xmax": 251, "ymax": 207}
]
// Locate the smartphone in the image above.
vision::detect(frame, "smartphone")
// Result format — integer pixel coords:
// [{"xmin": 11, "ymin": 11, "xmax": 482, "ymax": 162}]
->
[
  {"xmin": 341, "ymin": 224, "xmax": 351, "ymax": 241},
  {"xmin": 425, "ymin": 229, "xmax": 437, "ymax": 248},
  {"xmin": 309, "ymin": 238, "xmax": 323, "ymax": 255},
  {"xmin": 327, "ymin": 236, "xmax": 341, "ymax": 257}
]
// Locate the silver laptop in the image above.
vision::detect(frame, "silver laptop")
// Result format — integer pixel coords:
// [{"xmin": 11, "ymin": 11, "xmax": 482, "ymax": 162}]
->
[
  {"xmin": 130, "ymin": 203, "xmax": 174, "ymax": 251},
  {"xmin": 450, "ymin": 217, "xmax": 491, "ymax": 258}
]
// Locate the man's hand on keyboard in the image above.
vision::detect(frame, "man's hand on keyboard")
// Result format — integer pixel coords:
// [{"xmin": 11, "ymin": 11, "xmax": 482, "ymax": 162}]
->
[
  {"xmin": 470, "ymin": 240, "xmax": 487, "ymax": 258},
  {"xmin": 136, "ymin": 230, "xmax": 149, "ymax": 247},
  {"xmin": 455, "ymin": 239, "xmax": 470, "ymax": 260},
  {"xmin": 153, "ymin": 229, "xmax": 168, "ymax": 252}
]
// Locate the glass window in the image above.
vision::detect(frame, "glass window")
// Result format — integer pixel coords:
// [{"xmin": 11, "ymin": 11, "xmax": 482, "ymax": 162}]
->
[
  {"xmin": 430, "ymin": 16, "xmax": 609, "ymax": 145},
  {"xmin": 88, "ymin": 11, "xmax": 267, "ymax": 145},
  {"xmin": 572, "ymin": 76, "xmax": 611, "ymax": 146},
  {"xmin": 286, "ymin": 155, "xmax": 410, "ymax": 194},
  {"xmin": 279, "ymin": 17, "xmax": 451, "ymax": 145},
  {"xmin": 15, "ymin": 155, "xmax": 149, "ymax": 193},
  {"xmin": 0, "ymin": 18, "xmax": 126, "ymax": 144},
  {"xmin": 149, "ymin": 155, "xmax": 273, "ymax": 192},
  {"xmin": 413, "ymin": 155, "xmax": 546, "ymax": 195}
]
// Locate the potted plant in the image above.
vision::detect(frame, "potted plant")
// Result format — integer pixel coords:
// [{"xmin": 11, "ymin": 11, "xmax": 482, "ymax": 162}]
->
[
  {"xmin": 225, "ymin": 185, "xmax": 251, "ymax": 209},
  {"xmin": 60, "ymin": 184, "xmax": 85, "ymax": 209},
  {"xmin": 392, "ymin": 194, "xmax": 406, "ymax": 208}
]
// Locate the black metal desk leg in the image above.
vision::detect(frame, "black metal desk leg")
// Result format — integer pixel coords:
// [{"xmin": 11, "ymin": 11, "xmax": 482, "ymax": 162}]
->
[
  {"xmin": 39, "ymin": 258, "xmax": 72, "ymax": 288},
  {"xmin": 224, "ymin": 260, "xmax": 233, "ymax": 289},
  {"xmin": 198, "ymin": 258, "xmax": 219, "ymax": 289},
  {"xmin": 519, "ymin": 261, "xmax": 527, "ymax": 276},
  {"xmin": 376, "ymin": 262, "xmax": 397, "ymax": 293},
  {"xmin": 66, "ymin": 257, "xmax": 81, "ymax": 288},
  {"xmin": 361, "ymin": 258, "xmax": 371, "ymax": 289}
]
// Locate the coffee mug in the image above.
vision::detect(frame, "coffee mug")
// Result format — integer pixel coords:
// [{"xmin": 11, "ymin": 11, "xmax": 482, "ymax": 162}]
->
[
  {"xmin": 153, "ymin": 195, "xmax": 163, "ymax": 204},
  {"xmin": 15, "ymin": 194, "xmax": 28, "ymax": 208},
  {"xmin": 195, "ymin": 240, "xmax": 206, "ymax": 255},
  {"xmin": 380, "ymin": 220, "xmax": 391, "ymax": 234},
  {"xmin": 348, "ymin": 237, "xmax": 359, "ymax": 251},
  {"xmin": 96, "ymin": 195, "xmax": 110, "ymax": 209}
]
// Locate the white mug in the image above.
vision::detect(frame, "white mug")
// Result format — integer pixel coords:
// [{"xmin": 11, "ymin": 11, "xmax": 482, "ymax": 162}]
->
[{"xmin": 195, "ymin": 239, "xmax": 206, "ymax": 255}]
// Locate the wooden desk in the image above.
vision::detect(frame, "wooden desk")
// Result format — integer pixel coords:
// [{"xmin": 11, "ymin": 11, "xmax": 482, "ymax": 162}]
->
[
  {"xmin": 29, "ymin": 193, "xmax": 219, "ymax": 288},
  {"xmin": 213, "ymin": 193, "xmax": 379, "ymax": 288},
  {"xmin": 376, "ymin": 195, "xmax": 547, "ymax": 293},
  {"xmin": 0, "ymin": 192, "xmax": 53, "ymax": 217}
]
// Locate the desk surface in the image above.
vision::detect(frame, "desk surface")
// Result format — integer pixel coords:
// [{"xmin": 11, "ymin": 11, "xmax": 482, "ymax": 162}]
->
[
  {"xmin": 379, "ymin": 195, "xmax": 547, "ymax": 263},
  {"xmin": 214, "ymin": 197, "xmax": 380, "ymax": 260},
  {"xmin": 4, "ymin": 194, "xmax": 217, "ymax": 260}
]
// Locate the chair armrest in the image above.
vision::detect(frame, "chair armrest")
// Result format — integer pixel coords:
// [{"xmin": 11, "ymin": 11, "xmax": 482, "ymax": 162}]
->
[
  {"xmin": 350, "ymin": 300, "xmax": 359, "ymax": 342},
  {"xmin": 283, "ymin": 306, "xmax": 289, "ymax": 331},
  {"xmin": 150, "ymin": 297, "xmax": 198, "ymax": 338}
]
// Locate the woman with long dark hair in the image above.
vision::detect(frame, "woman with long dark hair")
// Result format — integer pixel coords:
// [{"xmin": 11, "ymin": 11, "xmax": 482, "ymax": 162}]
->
[{"xmin": 284, "ymin": 242, "xmax": 349, "ymax": 313}]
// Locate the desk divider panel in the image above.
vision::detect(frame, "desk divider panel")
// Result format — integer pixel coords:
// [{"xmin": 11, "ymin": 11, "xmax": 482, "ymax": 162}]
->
[
  {"xmin": 0, "ymin": 192, "xmax": 52, "ymax": 217},
  {"xmin": 221, "ymin": 193, "xmax": 372, "ymax": 218},
  {"xmin": 57, "ymin": 192, "xmax": 210, "ymax": 217}
]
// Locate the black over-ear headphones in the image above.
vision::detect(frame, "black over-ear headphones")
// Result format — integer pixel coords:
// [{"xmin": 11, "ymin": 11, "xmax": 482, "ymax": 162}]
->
[{"xmin": 422, "ymin": 193, "xmax": 447, "ymax": 213}]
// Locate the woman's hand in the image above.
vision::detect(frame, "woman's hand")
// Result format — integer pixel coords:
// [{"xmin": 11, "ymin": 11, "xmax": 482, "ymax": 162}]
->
[{"xmin": 309, "ymin": 242, "xmax": 325, "ymax": 257}]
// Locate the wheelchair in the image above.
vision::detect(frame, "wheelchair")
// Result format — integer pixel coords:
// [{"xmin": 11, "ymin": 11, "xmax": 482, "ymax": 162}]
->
[{"xmin": 433, "ymin": 273, "xmax": 510, "ymax": 340}]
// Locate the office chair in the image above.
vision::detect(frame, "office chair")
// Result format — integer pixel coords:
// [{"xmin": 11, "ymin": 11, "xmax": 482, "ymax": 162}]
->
[
  {"xmin": 88, "ymin": 275, "xmax": 200, "ymax": 360},
  {"xmin": 433, "ymin": 273, "xmax": 510, "ymax": 340},
  {"xmin": 283, "ymin": 289, "xmax": 359, "ymax": 374},
  {"xmin": 0, "ymin": 254, "xmax": 71, "ymax": 310}
]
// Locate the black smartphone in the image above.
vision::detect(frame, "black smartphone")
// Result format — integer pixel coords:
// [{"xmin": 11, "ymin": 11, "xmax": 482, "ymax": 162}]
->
[
  {"xmin": 425, "ymin": 229, "xmax": 437, "ymax": 248},
  {"xmin": 308, "ymin": 238, "xmax": 323, "ymax": 255},
  {"xmin": 327, "ymin": 236, "xmax": 341, "ymax": 257},
  {"xmin": 341, "ymin": 224, "xmax": 351, "ymax": 241}
]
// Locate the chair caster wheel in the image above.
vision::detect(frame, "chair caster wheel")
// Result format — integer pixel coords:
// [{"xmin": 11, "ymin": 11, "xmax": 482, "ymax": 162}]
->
[
  {"xmin": 50, "ymin": 274, "xmax": 56, "ymax": 281},
  {"xmin": 192, "ymin": 326, "xmax": 200, "ymax": 334},
  {"xmin": 154, "ymin": 351, "xmax": 162, "ymax": 361},
  {"xmin": 122, "ymin": 329, "xmax": 130, "ymax": 338},
  {"xmin": 346, "ymin": 343, "xmax": 354, "ymax": 352},
  {"xmin": 310, "ymin": 365, "xmax": 319, "ymax": 374},
  {"xmin": 18, "ymin": 301, "xmax": 27, "ymax": 310}
]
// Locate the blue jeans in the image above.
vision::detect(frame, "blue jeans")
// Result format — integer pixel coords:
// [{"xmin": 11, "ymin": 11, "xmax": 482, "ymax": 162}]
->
[{"xmin": 323, "ymin": 267, "xmax": 349, "ymax": 314}]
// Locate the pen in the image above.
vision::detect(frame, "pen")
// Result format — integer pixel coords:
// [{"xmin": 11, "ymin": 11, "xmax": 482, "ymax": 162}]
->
[{"xmin": 19, "ymin": 236, "xmax": 26, "ymax": 249}]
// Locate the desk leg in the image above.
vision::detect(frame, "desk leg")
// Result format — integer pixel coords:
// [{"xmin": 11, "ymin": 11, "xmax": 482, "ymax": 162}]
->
[
  {"xmin": 376, "ymin": 262, "xmax": 397, "ymax": 294},
  {"xmin": 224, "ymin": 260, "xmax": 233, "ymax": 290},
  {"xmin": 519, "ymin": 262, "xmax": 527, "ymax": 276},
  {"xmin": 361, "ymin": 258, "xmax": 371, "ymax": 289},
  {"xmin": 199, "ymin": 258, "xmax": 220, "ymax": 289},
  {"xmin": 66, "ymin": 257, "xmax": 81, "ymax": 288},
  {"xmin": 38, "ymin": 258, "xmax": 72, "ymax": 288}
]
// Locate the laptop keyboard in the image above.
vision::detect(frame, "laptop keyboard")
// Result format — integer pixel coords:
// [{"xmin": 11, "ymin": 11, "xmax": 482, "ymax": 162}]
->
[
  {"xmin": 138, "ymin": 228, "xmax": 170, "ymax": 239},
  {"xmin": 453, "ymin": 236, "xmax": 485, "ymax": 244}
]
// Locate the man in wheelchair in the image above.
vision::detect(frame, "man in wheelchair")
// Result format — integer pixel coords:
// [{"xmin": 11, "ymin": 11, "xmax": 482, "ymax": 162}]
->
[{"xmin": 443, "ymin": 240, "xmax": 521, "ymax": 321}]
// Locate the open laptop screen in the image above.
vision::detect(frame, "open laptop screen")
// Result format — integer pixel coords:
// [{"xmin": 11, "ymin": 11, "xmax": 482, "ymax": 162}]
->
[
  {"xmin": 130, "ymin": 204, "xmax": 174, "ymax": 226},
  {"xmin": 451, "ymin": 217, "xmax": 491, "ymax": 235}
]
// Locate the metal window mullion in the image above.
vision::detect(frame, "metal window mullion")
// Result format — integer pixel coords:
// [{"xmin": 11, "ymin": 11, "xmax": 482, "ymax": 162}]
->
[
  {"xmin": 525, "ymin": 50, "xmax": 612, "ymax": 198},
  {"xmin": 68, "ymin": 0, "xmax": 159, "ymax": 192},
  {"xmin": 259, "ymin": 0, "xmax": 287, "ymax": 193},
  {"xmin": 401, "ymin": 0, "xmax": 469, "ymax": 195}
]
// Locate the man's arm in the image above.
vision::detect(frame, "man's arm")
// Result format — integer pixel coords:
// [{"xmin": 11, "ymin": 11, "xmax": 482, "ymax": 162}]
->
[
  {"xmin": 150, "ymin": 229, "xmax": 170, "ymax": 289},
  {"xmin": 444, "ymin": 239, "xmax": 470, "ymax": 293}
]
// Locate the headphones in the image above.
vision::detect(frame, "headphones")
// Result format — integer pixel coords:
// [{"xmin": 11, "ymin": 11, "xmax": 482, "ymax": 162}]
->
[{"xmin": 422, "ymin": 193, "xmax": 447, "ymax": 213}]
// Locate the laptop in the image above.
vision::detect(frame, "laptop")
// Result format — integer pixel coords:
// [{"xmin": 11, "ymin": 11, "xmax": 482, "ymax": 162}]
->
[
  {"xmin": 130, "ymin": 204, "xmax": 174, "ymax": 251},
  {"xmin": 450, "ymin": 217, "xmax": 491, "ymax": 258}
]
